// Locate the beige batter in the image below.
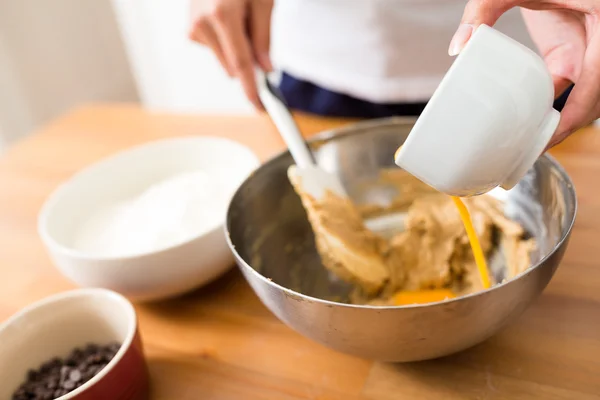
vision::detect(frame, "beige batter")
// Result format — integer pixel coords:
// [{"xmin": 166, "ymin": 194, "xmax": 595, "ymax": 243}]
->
[{"xmin": 291, "ymin": 171, "xmax": 536, "ymax": 305}]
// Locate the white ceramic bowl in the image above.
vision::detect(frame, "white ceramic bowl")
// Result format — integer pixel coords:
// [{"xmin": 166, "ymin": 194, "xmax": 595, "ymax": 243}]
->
[
  {"xmin": 39, "ymin": 137, "xmax": 259, "ymax": 301},
  {"xmin": 395, "ymin": 24, "xmax": 560, "ymax": 197},
  {"xmin": 0, "ymin": 289, "xmax": 149, "ymax": 399}
]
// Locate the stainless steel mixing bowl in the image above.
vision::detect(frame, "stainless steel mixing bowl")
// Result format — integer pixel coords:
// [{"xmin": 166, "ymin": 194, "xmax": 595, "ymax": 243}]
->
[{"xmin": 225, "ymin": 118, "xmax": 577, "ymax": 362}]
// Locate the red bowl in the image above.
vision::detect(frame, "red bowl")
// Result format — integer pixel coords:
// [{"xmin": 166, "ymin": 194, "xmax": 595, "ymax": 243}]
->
[{"xmin": 0, "ymin": 289, "xmax": 149, "ymax": 399}]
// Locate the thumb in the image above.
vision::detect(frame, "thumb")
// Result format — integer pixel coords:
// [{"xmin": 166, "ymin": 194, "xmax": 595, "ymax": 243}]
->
[
  {"xmin": 550, "ymin": 30, "xmax": 600, "ymax": 147},
  {"xmin": 449, "ymin": 0, "xmax": 519, "ymax": 56}
]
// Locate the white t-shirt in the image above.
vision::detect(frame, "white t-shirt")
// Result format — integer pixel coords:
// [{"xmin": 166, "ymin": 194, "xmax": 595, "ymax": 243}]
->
[{"xmin": 271, "ymin": 0, "xmax": 535, "ymax": 103}]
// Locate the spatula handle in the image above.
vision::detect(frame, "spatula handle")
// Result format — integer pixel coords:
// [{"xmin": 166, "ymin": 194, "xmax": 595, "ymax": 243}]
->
[{"xmin": 256, "ymin": 70, "xmax": 316, "ymax": 169}]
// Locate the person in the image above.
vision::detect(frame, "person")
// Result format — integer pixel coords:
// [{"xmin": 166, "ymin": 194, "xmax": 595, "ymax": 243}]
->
[{"xmin": 189, "ymin": 0, "xmax": 600, "ymax": 148}]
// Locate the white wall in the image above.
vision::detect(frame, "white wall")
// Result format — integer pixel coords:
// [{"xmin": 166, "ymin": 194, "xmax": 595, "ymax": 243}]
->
[
  {"xmin": 0, "ymin": 37, "xmax": 35, "ymax": 146},
  {"xmin": 2, "ymin": 0, "xmax": 597, "ymax": 148},
  {"xmin": 0, "ymin": 0, "xmax": 138, "ymax": 147},
  {"xmin": 111, "ymin": 0, "xmax": 253, "ymax": 114}
]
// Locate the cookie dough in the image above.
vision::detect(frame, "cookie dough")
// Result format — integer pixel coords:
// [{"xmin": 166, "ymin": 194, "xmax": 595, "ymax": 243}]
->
[
  {"xmin": 291, "ymin": 170, "xmax": 536, "ymax": 305},
  {"xmin": 293, "ymin": 190, "xmax": 390, "ymax": 294}
]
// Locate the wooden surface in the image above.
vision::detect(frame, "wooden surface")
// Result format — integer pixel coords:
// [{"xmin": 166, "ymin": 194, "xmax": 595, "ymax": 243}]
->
[{"xmin": 1, "ymin": 104, "xmax": 600, "ymax": 399}]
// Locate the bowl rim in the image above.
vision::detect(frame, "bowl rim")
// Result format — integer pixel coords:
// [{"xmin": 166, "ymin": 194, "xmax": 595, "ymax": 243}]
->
[
  {"xmin": 225, "ymin": 117, "xmax": 578, "ymax": 310},
  {"xmin": 0, "ymin": 288, "xmax": 139, "ymax": 399},
  {"xmin": 38, "ymin": 136, "xmax": 260, "ymax": 262}
]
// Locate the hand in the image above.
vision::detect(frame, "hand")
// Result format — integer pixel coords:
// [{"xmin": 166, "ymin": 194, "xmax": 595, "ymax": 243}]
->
[
  {"xmin": 189, "ymin": 0, "xmax": 274, "ymax": 109},
  {"xmin": 449, "ymin": 0, "xmax": 600, "ymax": 147}
]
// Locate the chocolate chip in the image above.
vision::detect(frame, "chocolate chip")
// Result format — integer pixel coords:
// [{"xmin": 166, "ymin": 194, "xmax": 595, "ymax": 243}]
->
[
  {"xmin": 33, "ymin": 387, "xmax": 50, "ymax": 399},
  {"xmin": 11, "ymin": 342, "xmax": 122, "ymax": 400},
  {"xmin": 108, "ymin": 342, "xmax": 121, "ymax": 354},
  {"xmin": 46, "ymin": 377, "xmax": 58, "ymax": 390},
  {"xmin": 64, "ymin": 358, "xmax": 77, "ymax": 367},
  {"xmin": 62, "ymin": 380, "xmax": 75, "ymax": 391},
  {"xmin": 60, "ymin": 366, "xmax": 70, "ymax": 377},
  {"xmin": 39, "ymin": 361, "xmax": 53, "ymax": 373},
  {"xmin": 71, "ymin": 348, "xmax": 84, "ymax": 360},
  {"xmin": 12, "ymin": 387, "xmax": 27, "ymax": 400},
  {"xmin": 27, "ymin": 369, "xmax": 39, "ymax": 381},
  {"xmin": 86, "ymin": 365, "xmax": 102, "ymax": 379},
  {"xmin": 87, "ymin": 353, "xmax": 103, "ymax": 365},
  {"xmin": 68, "ymin": 369, "xmax": 81, "ymax": 383},
  {"xmin": 83, "ymin": 343, "xmax": 98, "ymax": 355}
]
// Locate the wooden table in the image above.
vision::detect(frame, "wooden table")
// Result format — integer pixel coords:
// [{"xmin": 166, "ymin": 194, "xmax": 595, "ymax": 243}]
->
[{"xmin": 1, "ymin": 104, "xmax": 599, "ymax": 400}]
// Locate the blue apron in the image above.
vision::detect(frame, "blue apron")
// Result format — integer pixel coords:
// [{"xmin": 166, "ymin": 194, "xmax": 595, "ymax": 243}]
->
[{"xmin": 279, "ymin": 71, "xmax": 572, "ymax": 118}]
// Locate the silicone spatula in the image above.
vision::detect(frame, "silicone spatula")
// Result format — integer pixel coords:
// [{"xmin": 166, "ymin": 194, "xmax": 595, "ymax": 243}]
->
[
  {"xmin": 255, "ymin": 70, "xmax": 347, "ymax": 200},
  {"xmin": 256, "ymin": 70, "xmax": 406, "ymax": 239}
]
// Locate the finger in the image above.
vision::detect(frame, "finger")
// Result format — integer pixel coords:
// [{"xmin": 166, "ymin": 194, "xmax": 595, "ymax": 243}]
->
[
  {"xmin": 189, "ymin": 0, "xmax": 206, "ymax": 30},
  {"xmin": 213, "ymin": 5, "xmax": 262, "ymax": 109},
  {"xmin": 546, "ymin": 48, "xmax": 580, "ymax": 99},
  {"xmin": 449, "ymin": 0, "xmax": 519, "ymax": 55},
  {"xmin": 191, "ymin": 20, "xmax": 233, "ymax": 77},
  {"xmin": 553, "ymin": 76, "xmax": 572, "ymax": 99},
  {"xmin": 249, "ymin": 0, "xmax": 273, "ymax": 71},
  {"xmin": 550, "ymin": 31, "xmax": 600, "ymax": 146},
  {"xmin": 188, "ymin": 0, "xmax": 216, "ymax": 41},
  {"xmin": 521, "ymin": 8, "xmax": 585, "ymax": 98}
]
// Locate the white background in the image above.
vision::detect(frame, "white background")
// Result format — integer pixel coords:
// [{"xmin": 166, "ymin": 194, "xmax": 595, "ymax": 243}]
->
[
  {"xmin": 0, "ymin": 0, "xmax": 139, "ymax": 148},
  {"xmin": 0, "ymin": 1, "xmax": 596, "ymax": 150},
  {"xmin": 0, "ymin": 0, "xmax": 251, "ymax": 151},
  {"xmin": 110, "ymin": 0, "xmax": 252, "ymax": 114}
]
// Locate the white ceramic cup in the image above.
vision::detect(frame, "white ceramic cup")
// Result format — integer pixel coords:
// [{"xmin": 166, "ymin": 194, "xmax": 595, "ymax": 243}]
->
[{"xmin": 395, "ymin": 24, "xmax": 560, "ymax": 197}]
